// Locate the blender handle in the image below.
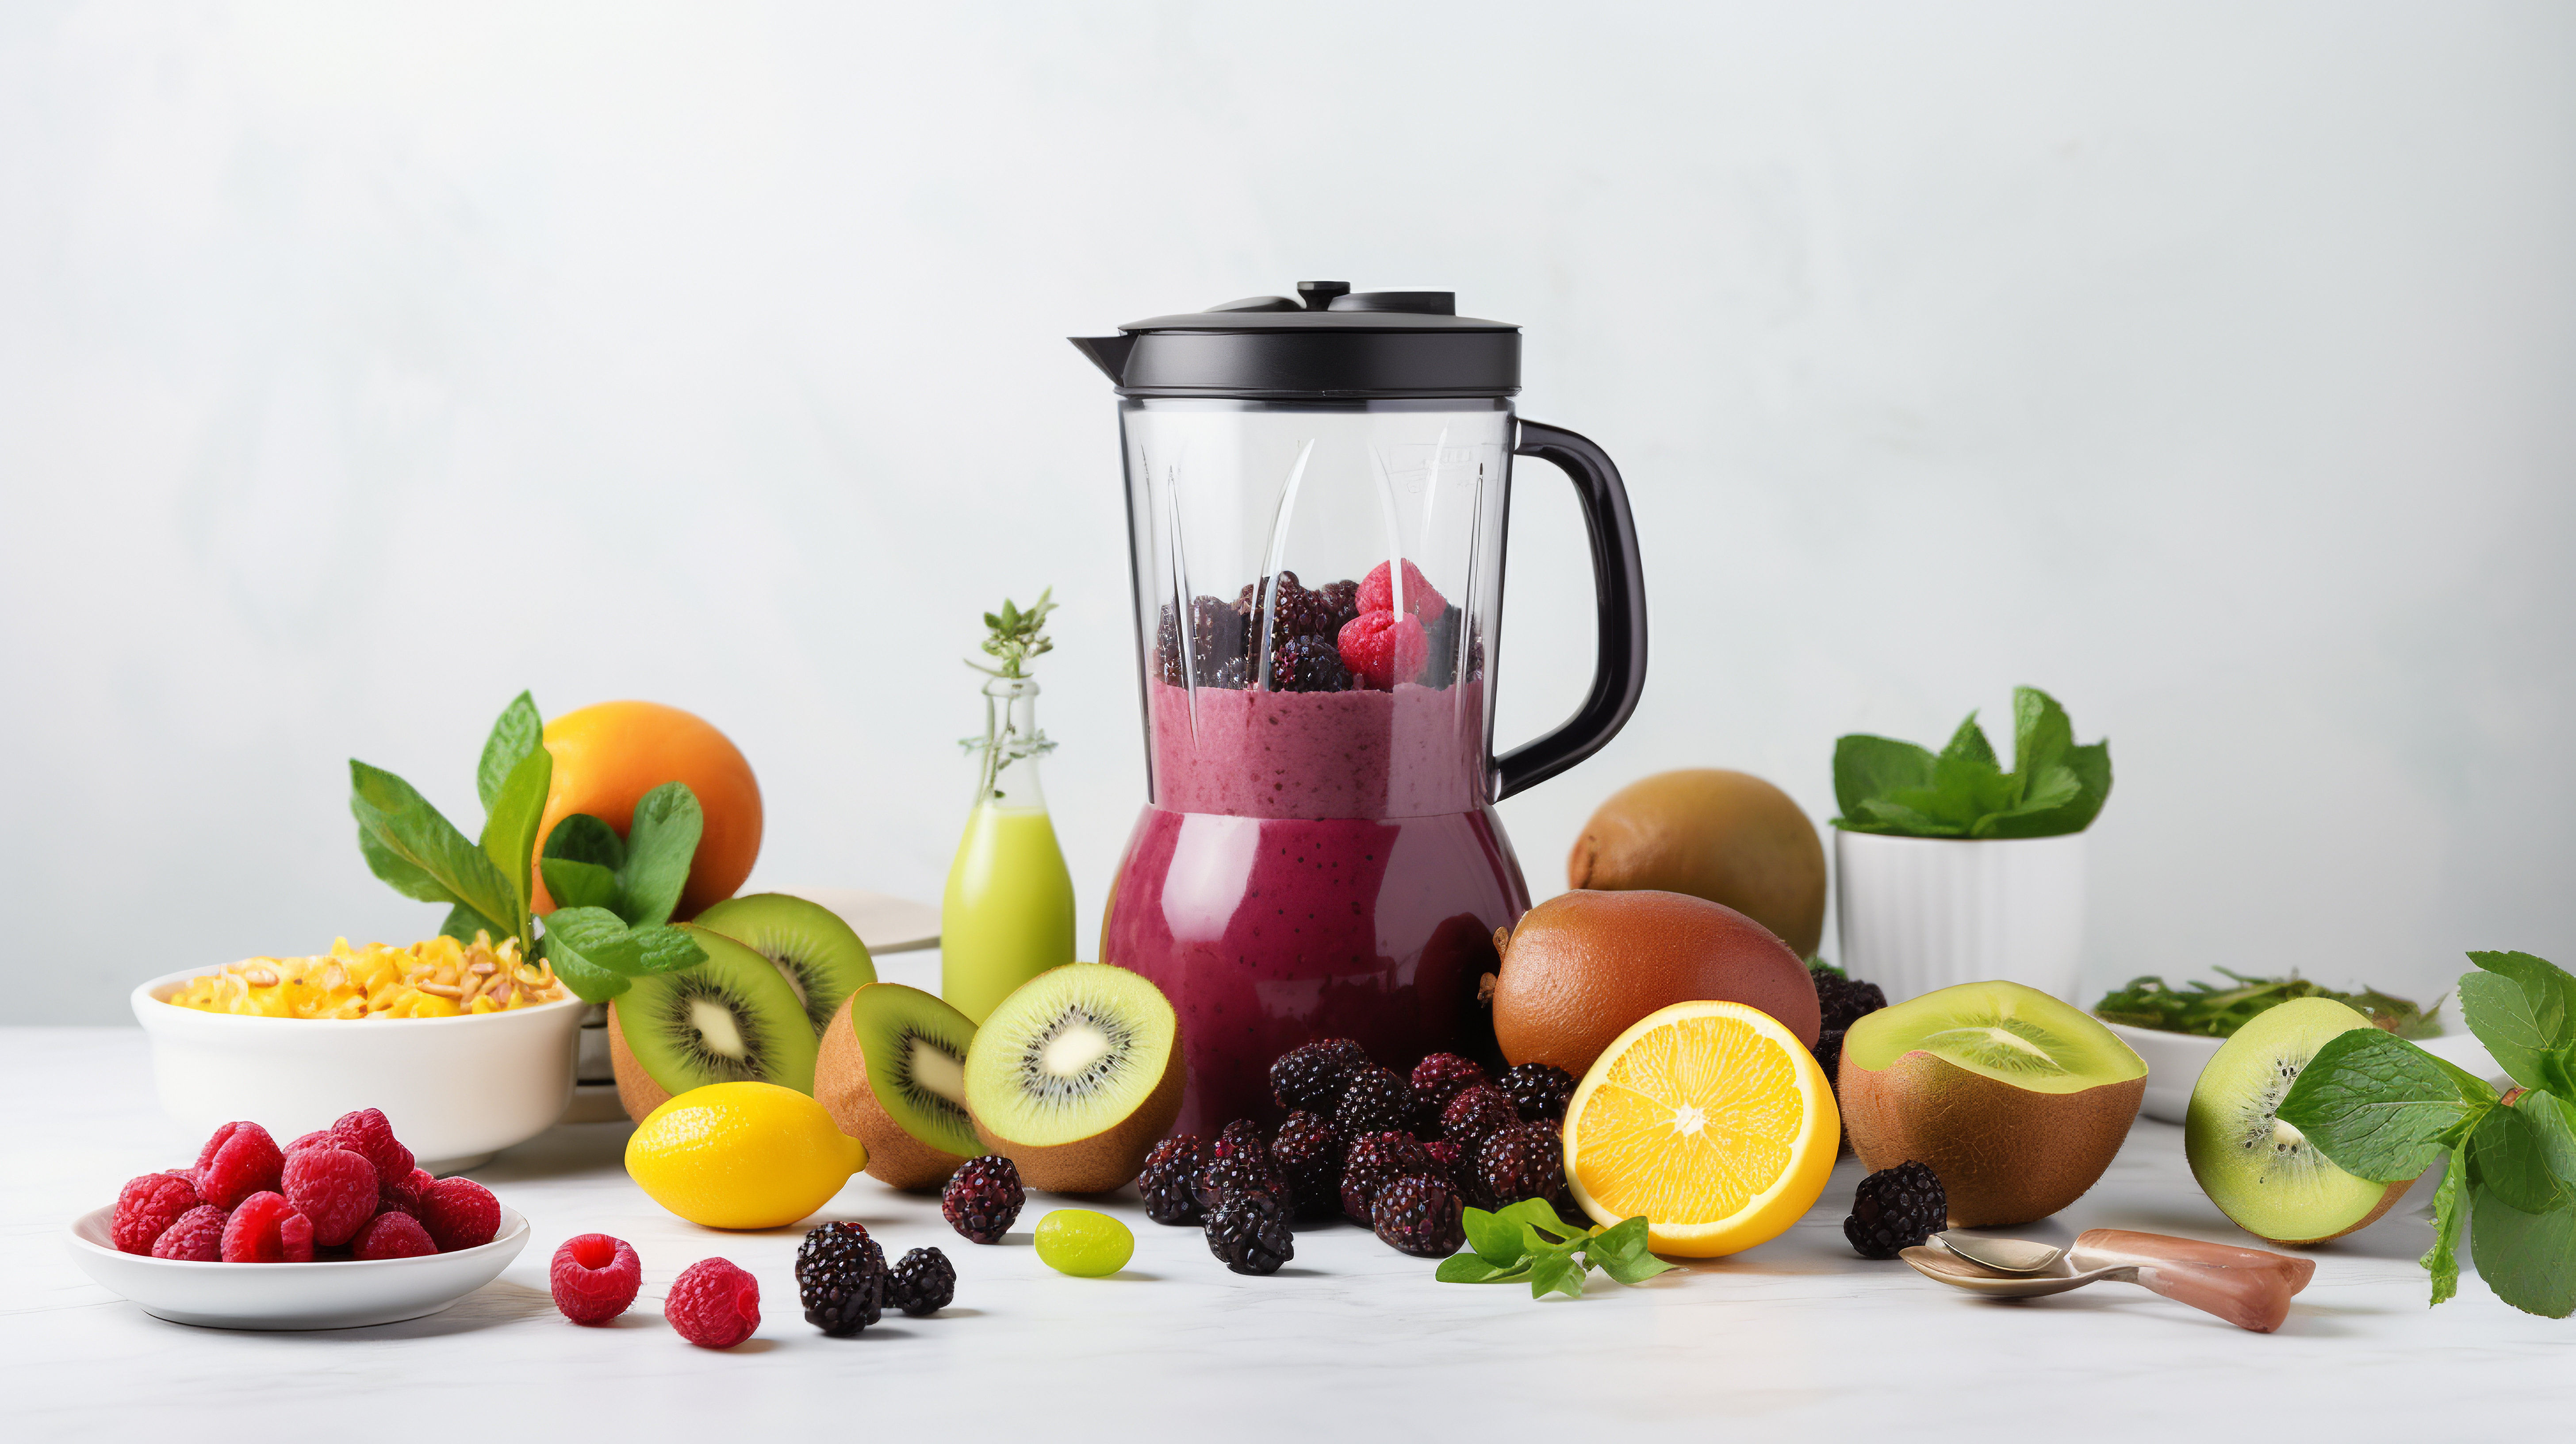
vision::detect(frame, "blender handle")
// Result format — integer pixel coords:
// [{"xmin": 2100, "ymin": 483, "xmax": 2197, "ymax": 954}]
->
[{"xmin": 1494, "ymin": 420, "xmax": 1648, "ymax": 801}]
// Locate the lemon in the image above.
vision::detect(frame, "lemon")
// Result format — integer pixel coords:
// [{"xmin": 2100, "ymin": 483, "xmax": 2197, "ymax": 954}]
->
[
  {"xmin": 625, "ymin": 1081, "xmax": 868, "ymax": 1230},
  {"xmin": 1562, "ymin": 999, "xmax": 1840, "ymax": 1258}
]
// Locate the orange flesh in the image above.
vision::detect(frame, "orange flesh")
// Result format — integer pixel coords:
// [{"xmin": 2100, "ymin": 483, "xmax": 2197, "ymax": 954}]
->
[{"xmin": 1573, "ymin": 1012, "xmax": 1806, "ymax": 1224}]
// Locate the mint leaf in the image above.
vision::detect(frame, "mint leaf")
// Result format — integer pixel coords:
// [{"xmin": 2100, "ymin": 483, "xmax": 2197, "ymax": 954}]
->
[
  {"xmin": 2422, "ymin": 1140, "xmax": 2468, "ymax": 1306},
  {"xmin": 2464, "ymin": 1103, "xmax": 2576, "ymax": 1320},
  {"xmin": 1436, "ymin": 1253, "xmax": 1529, "ymax": 1284},
  {"xmin": 1832, "ymin": 735, "xmax": 1936, "ymax": 822},
  {"xmin": 616, "ymin": 783, "xmax": 703, "ymax": 926},
  {"xmin": 2276, "ymin": 1028, "xmax": 2496, "ymax": 1182},
  {"xmin": 350, "ymin": 761, "xmax": 520, "ymax": 934},
  {"xmin": 1832, "ymin": 689, "xmax": 2108, "ymax": 839},
  {"xmin": 1590, "ymin": 1216, "xmax": 1675, "ymax": 1284},
  {"xmin": 2459, "ymin": 968, "xmax": 2575, "ymax": 1096},
  {"xmin": 1852, "ymin": 798, "xmax": 1966, "ymax": 837},
  {"xmin": 1971, "ymin": 764, "xmax": 2082, "ymax": 838},
  {"xmin": 478, "ymin": 745, "xmax": 551, "ymax": 947},
  {"xmin": 438, "ymin": 901, "xmax": 510, "ymax": 945},
  {"xmin": 1528, "ymin": 1250, "xmax": 1587, "ymax": 1301},
  {"xmin": 539, "ymin": 929, "xmax": 630, "ymax": 1004},
  {"xmin": 542, "ymin": 907, "xmax": 648, "ymax": 976},
  {"xmin": 625, "ymin": 922, "xmax": 709, "ymax": 975},
  {"xmin": 2012, "ymin": 686, "xmax": 2074, "ymax": 794},
  {"xmin": 357, "ymin": 825, "xmax": 459, "ymax": 904},
  {"xmin": 540, "ymin": 857, "xmax": 623, "ymax": 914},
  {"xmin": 544, "ymin": 813, "xmax": 627, "ymax": 871},
  {"xmin": 1460, "ymin": 1205, "xmax": 1529, "ymax": 1267},
  {"xmin": 1940, "ymin": 713, "xmax": 1997, "ymax": 767},
  {"xmin": 475, "ymin": 692, "xmax": 544, "ymax": 814}
]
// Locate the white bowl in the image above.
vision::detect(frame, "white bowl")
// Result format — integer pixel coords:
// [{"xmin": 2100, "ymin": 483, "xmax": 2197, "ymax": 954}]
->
[
  {"xmin": 132, "ymin": 968, "xmax": 585, "ymax": 1171},
  {"xmin": 65, "ymin": 1203, "xmax": 529, "ymax": 1329},
  {"xmin": 2106, "ymin": 1020, "xmax": 2507, "ymax": 1125}
]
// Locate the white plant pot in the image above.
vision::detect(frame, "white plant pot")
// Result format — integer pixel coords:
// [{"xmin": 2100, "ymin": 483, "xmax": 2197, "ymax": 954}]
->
[{"xmin": 1834, "ymin": 830, "xmax": 2088, "ymax": 1005}]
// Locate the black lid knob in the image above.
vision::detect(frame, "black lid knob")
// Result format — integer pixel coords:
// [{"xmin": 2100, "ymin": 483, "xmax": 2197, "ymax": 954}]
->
[{"xmin": 1296, "ymin": 281, "xmax": 1351, "ymax": 310}]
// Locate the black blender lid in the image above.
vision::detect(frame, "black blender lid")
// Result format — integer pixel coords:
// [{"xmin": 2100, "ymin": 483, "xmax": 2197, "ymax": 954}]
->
[{"xmin": 1070, "ymin": 282, "xmax": 1520, "ymax": 399}]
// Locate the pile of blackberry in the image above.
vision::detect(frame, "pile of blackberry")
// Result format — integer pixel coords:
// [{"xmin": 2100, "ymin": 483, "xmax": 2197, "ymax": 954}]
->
[
  {"xmin": 1156, "ymin": 594, "xmax": 1249, "ymax": 687},
  {"xmin": 1808, "ymin": 962, "xmax": 1889, "ymax": 1129}
]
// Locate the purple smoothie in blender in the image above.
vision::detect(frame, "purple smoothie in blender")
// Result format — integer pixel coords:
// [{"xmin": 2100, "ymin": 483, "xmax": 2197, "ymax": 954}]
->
[{"xmin": 1075, "ymin": 284, "xmax": 1646, "ymax": 1135}]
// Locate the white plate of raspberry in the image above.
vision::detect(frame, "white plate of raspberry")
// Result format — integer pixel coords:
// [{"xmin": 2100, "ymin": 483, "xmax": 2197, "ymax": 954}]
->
[{"xmin": 65, "ymin": 1204, "xmax": 530, "ymax": 1330}]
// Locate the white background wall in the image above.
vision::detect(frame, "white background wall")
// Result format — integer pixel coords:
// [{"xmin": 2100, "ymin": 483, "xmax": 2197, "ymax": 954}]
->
[{"xmin": 5, "ymin": 1, "xmax": 2570, "ymax": 1023}]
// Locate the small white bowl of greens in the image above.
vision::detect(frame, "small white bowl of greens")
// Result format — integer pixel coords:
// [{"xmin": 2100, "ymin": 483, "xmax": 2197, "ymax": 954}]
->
[{"xmin": 2096, "ymin": 971, "xmax": 2499, "ymax": 1124}]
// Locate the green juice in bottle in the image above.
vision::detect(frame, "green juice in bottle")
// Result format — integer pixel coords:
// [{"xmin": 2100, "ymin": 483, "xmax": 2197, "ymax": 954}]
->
[{"xmin": 942, "ymin": 596, "xmax": 1076, "ymax": 1023}]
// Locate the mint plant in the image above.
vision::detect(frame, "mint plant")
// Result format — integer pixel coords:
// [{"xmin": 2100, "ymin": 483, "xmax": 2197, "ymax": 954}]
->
[
  {"xmin": 1436, "ymin": 1198, "xmax": 1673, "ymax": 1299},
  {"xmin": 1832, "ymin": 686, "xmax": 2111, "ymax": 839}
]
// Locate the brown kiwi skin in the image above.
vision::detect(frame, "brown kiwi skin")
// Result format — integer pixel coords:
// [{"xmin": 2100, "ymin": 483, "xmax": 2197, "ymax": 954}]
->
[
  {"xmin": 970, "ymin": 1039, "xmax": 1186, "ymax": 1195},
  {"xmin": 813, "ymin": 991, "xmax": 971, "ymax": 1191},
  {"xmin": 1839, "ymin": 1049, "xmax": 2146, "ymax": 1227},
  {"xmin": 2246, "ymin": 1177, "xmax": 2414, "ymax": 1247},
  {"xmin": 1567, "ymin": 769, "xmax": 1828, "ymax": 957},
  {"xmin": 606, "ymin": 1001, "xmax": 674, "ymax": 1123}
]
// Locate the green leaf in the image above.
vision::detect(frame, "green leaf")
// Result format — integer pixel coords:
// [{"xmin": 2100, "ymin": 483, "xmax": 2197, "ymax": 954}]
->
[
  {"xmin": 1528, "ymin": 1251, "xmax": 1588, "ymax": 1301},
  {"xmin": 616, "ymin": 783, "xmax": 704, "ymax": 927},
  {"xmin": 539, "ymin": 930, "xmax": 629, "ymax": 1004},
  {"xmin": 1590, "ymin": 1216, "xmax": 1676, "ymax": 1284},
  {"xmin": 540, "ymin": 857, "xmax": 623, "ymax": 914},
  {"xmin": 2422, "ymin": 1139, "xmax": 2469, "ymax": 1307},
  {"xmin": 2464, "ymin": 1105, "xmax": 2576, "ymax": 1319},
  {"xmin": 350, "ymin": 761, "xmax": 520, "ymax": 934},
  {"xmin": 1461, "ymin": 1204, "xmax": 1531, "ymax": 1267},
  {"xmin": 2459, "ymin": 967, "xmax": 2575, "ymax": 1096},
  {"xmin": 438, "ymin": 901, "xmax": 510, "ymax": 945},
  {"xmin": 1851, "ymin": 799, "xmax": 1967, "ymax": 837},
  {"xmin": 475, "ymin": 692, "xmax": 544, "ymax": 814},
  {"xmin": 357, "ymin": 824, "xmax": 459, "ymax": 904},
  {"xmin": 542, "ymin": 907, "xmax": 648, "ymax": 977},
  {"xmin": 1940, "ymin": 712, "xmax": 1997, "ymax": 767},
  {"xmin": 2276, "ymin": 1028, "xmax": 2496, "ymax": 1182},
  {"xmin": 1831, "ymin": 735, "xmax": 1936, "ymax": 823},
  {"xmin": 1436, "ymin": 1253, "xmax": 1530, "ymax": 1284},
  {"xmin": 624, "ymin": 922, "xmax": 709, "ymax": 975},
  {"xmin": 2468, "ymin": 1101, "xmax": 2567, "ymax": 1216},
  {"xmin": 544, "ymin": 813, "xmax": 627, "ymax": 870},
  {"xmin": 478, "ymin": 745, "xmax": 551, "ymax": 947},
  {"xmin": 1971, "ymin": 764, "xmax": 2082, "ymax": 838},
  {"xmin": 2011, "ymin": 687, "xmax": 2074, "ymax": 795}
]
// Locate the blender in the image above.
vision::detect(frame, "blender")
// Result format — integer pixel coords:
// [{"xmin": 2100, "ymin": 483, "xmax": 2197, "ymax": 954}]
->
[{"xmin": 1073, "ymin": 282, "xmax": 1647, "ymax": 1134}]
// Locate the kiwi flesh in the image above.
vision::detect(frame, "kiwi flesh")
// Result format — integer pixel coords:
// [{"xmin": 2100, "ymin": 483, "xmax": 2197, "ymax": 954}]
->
[
  {"xmin": 815, "ymin": 983, "xmax": 981, "ymax": 1191},
  {"xmin": 963, "ymin": 963, "xmax": 1183, "ymax": 1194},
  {"xmin": 692, "ymin": 893, "xmax": 876, "ymax": 1035},
  {"xmin": 2185, "ymin": 997, "xmax": 2414, "ymax": 1245},
  {"xmin": 608, "ymin": 923, "xmax": 821, "ymax": 1122}
]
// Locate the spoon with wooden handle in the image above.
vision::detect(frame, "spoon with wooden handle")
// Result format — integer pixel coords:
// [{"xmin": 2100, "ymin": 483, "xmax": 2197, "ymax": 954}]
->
[{"xmin": 1901, "ymin": 1229, "xmax": 2316, "ymax": 1333}]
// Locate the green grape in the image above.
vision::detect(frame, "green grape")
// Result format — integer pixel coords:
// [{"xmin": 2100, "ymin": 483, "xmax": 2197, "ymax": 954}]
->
[{"xmin": 1033, "ymin": 1209, "xmax": 1134, "ymax": 1277}]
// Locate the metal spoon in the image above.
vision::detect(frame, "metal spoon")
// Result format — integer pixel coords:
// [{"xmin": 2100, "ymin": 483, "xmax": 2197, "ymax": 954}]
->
[{"xmin": 1899, "ymin": 1228, "xmax": 2316, "ymax": 1333}]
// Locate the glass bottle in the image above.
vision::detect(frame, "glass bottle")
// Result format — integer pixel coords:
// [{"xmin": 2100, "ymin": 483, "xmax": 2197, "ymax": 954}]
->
[{"xmin": 941, "ymin": 676, "xmax": 1077, "ymax": 1024}]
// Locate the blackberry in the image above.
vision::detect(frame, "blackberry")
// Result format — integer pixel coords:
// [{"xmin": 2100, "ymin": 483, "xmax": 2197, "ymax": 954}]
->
[
  {"xmin": 941, "ymin": 1155, "xmax": 1024, "ymax": 1245},
  {"xmin": 1440, "ymin": 1084, "xmax": 1521, "ymax": 1153},
  {"xmin": 1499, "ymin": 1063, "xmax": 1576, "ymax": 1122},
  {"xmin": 1157, "ymin": 594, "xmax": 1250, "ymax": 687},
  {"xmin": 1810, "ymin": 964, "xmax": 1888, "ymax": 1034},
  {"xmin": 1271, "ymin": 1111, "xmax": 1346, "ymax": 1221},
  {"xmin": 1315, "ymin": 579, "xmax": 1361, "ymax": 637},
  {"xmin": 795, "ymin": 1221, "xmax": 886, "ymax": 1336},
  {"xmin": 1195, "ymin": 1145, "xmax": 1292, "ymax": 1214},
  {"xmin": 885, "ymin": 1247, "xmax": 955, "ymax": 1317},
  {"xmin": 1813, "ymin": 1029, "xmax": 1846, "ymax": 1091},
  {"xmin": 1371, "ymin": 1173, "xmax": 1467, "ymax": 1258},
  {"xmin": 1263, "ymin": 633, "xmax": 1350, "ymax": 692},
  {"xmin": 1409, "ymin": 1052, "xmax": 1488, "ymax": 1131},
  {"xmin": 1270, "ymin": 1039, "xmax": 1369, "ymax": 1114},
  {"xmin": 1204, "ymin": 1182, "xmax": 1295, "ymax": 1276},
  {"xmin": 1845, "ymin": 1160, "xmax": 1947, "ymax": 1259},
  {"xmin": 1474, "ymin": 1121, "xmax": 1566, "ymax": 1211},
  {"xmin": 1421, "ymin": 1137, "xmax": 1464, "ymax": 1185},
  {"xmin": 1138, "ymin": 1136, "xmax": 1209, "ymax": 1226},
  {"xmin": 1334, "ymin": 1064, "xmax": 1415, "ymax": 1137},
  {"xmin": 1208, "ymin": 655, "xmax": 1253, "ymax": 690},
  {"xmin": 1339, "ymin": 1130, "xmax": 1433, "ymax": 1223}
]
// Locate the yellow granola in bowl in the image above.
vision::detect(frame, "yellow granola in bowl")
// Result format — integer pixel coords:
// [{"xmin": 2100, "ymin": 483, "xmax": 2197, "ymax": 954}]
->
[{"xmin": 167, "ymin": 933, "xmax": 566, "ymax": 1019}]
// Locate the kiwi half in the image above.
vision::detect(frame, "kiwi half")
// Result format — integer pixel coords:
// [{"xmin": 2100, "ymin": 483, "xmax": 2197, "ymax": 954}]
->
[
  {"xmin": 963, "ymin": 963, "xmax": 1183, "ymax": 1194},
  {"xmin": 693, "ymin": 893, "xmax": 876, "ymax": 1035},
  {"xmin": 815, "ymin": 983, "xmax": 981, "ymax": 1190},
  {"xmin": 2185, "ymin": 996, "xmax": 2413, "ymax": 1245},
  {"xmin": 607, "ymin": 923, "xmax": 821, "ymax": 1122}
]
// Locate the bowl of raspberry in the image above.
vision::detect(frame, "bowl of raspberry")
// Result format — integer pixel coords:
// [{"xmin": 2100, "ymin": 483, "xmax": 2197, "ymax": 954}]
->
[{"xmin": 64, "ymin": 1112, "xmax": 530, "ymax": 1329}]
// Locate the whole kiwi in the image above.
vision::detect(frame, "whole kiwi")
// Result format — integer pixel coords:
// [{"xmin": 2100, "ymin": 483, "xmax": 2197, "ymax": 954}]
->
[{"xmin": 1567, "ymin": 769, "xmax": 1826, "ymax": 957}]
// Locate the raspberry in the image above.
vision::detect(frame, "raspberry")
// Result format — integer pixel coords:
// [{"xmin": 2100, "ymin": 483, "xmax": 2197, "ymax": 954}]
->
[
  {"xmin": 1372, "ymin": 1173, "xmax": 1467, "ymax": 1257},
  {"xmin": 795, "ymin": 1221, "xmax": 886, "ymax": 1336},
  {"xmin": 1356, "ymin": 559, "xmax": 1447, "ymax": 623},
  {"xmin": 1474, "ymin": 1122, "xmax": 1566, "ymax": 1211},
  {"xmin": 1499, "ymin": 1063, "xmax": 1577, "ymax": 1121},
  {"xmin": 282, "ymin": 1146, "xmax": 378, "ymax": 1246},
  {"xmin": 1261, "ymin": 633, "xmax": 1351, "ymax": 692},
  {"xmin": 888, "ymin": 1248, "xmax": 957, "ymax": 1316},
  {"xmin": 352, "ymin": 1210, "xmax": 436, "ymax": 1260},
  {"xmin": 1138, "ymin": 1136, "xmax": 1209, "ymax": 1226},
  {"xmin": 112, "ymin": 1171, "xmax": 202, "ymax": 1255},
  {"xmin": 1810, "ymin": 965, "xmax": 1889, "ymax": 1034},
  {"xmin": 1270, "ymin": 1111, "xmax": 1346, "ymax": 1221},
  {"xmin": 418, "ymin": 1176, "xmax": 501, "ymax": 1252},
  {"xmin": 1410, "ymin": 1053, "xmax": 1488, "ymax": 1129},
  {"xmin": 1270, "ymin": 1039, "xmax": 1368, "ymax": 1114},
  {"xmin": 942, "ymin": 1155, "xmax": 1024, "ymax": 1244},
  {"xmin": 1203, "ymin": 1182, "xmax": 1294, "ymax": 1275},
  {"xmin": 378, "ymin": 1167, "xmax": 429, "ymax": 1219},
  {"xmin": 221, "ymin": 1191, "xmax": 314, "ymax": 1263},
  {"xmin": 1845, "ymin": 1160, "xmax": 1948, "ymax": 1258},
  {"xmin": 283, "ymin": 1130, "xmax": 338, "ymax": 1156},
  {"xmin": 329, "ymin": 1108, "xmax": 416, "ymax": 1189},
  {"xmin": 1339, "ymin": 1131, "xmax": 1433, "ymax": 1223},
  {"xmin": 192, "ymin": 1121, "xmax": 284, "ymax": 1210},
  {"xmin": 549, "ymin": 1233, "xmax": 641, "ymax": 1323},
  {"xmin": 1441, "ymin": 1084, "xmax": 1521, "ymax": 1152},
  {"xmin": 1336, "ymin": 611, "xmax": 1430, "ymax": 691},
  {"xmin": 152, "ymin": 1204, "xmax": 229, "ymax": 1261},
  {"xmin": 666, "ymin": 1258, "xmax": 760, "ymax": 1348},
  {"xmin": 1334, "ymin": 1064, "xmax": 1414, "ymax": 1136}
]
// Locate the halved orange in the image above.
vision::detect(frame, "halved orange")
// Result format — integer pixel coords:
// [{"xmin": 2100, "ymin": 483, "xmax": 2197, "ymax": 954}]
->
[{"xmin": 1562, "ymin": 999, "xmax": 1840, "ymax": 1257}]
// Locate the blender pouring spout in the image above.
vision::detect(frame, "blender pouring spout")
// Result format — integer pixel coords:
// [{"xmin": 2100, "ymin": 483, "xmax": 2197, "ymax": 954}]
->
[{"xmin": 1068, "ymin": 335, "xmax": 1136, "ymax": 385}]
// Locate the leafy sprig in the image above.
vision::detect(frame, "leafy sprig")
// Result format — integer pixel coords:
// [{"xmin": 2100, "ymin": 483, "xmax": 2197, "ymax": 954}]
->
[
  {"xmin": 2277, "ymin": 949, "xmax": 2576, "ymax": 1317},
  {"xmin": 2095, "ymin": 969, "xmax": 2443, "ymax": 1040},
  {"xmin": 1832, "ymin": 686, "xmax": 2110, "ymax": 839},
  {"xmin": 1434, "ymin": 1198, "xmax": 1674, "ymax": 1299},
  {"xmin": 966, "ymin": 588, "xmax": 1057, "ymax": 680}
]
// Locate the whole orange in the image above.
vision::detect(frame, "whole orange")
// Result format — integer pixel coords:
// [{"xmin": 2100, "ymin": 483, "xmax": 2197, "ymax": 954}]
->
[{"xmin": 530, "ymin": 701, "xmax": 763, "ymax": 919}]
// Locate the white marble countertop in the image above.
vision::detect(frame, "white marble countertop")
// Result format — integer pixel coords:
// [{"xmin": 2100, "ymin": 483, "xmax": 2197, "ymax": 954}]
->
[{"xmin": 8, "ymin": 956, "xmax": 2569, "ymax": 1440}]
